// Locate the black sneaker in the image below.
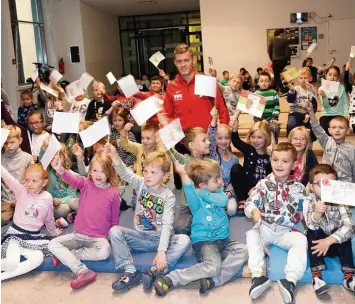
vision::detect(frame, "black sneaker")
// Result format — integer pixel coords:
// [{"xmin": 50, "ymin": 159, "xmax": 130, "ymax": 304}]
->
[
  {"xmin": 112, "ymin": 271, "xmax": 142, "ymax": 292},
  {"xmin": 199, "ymin": 278, "xmax": 215, "ymax": 294},
  {"xmin": 343, "ymin": 276, "xmax": 355, "ymax": 292},
  {"xmin": 313, "ymin": 277, "xmax": 329, "ymax": 296},
  {"xmin": 277, "ymin": 279, "xmax": 295, "ymax": 304},
  {"xmin": 153, "ymin": 276, "xmax": 173, "ymax": 297},
  {"xmin": 142, "ymin": 270, "xmax": 155, "ymax": 292},
  {"xmin": 249, "ymin": 276, "xmax": 271, "ymax": 299}
]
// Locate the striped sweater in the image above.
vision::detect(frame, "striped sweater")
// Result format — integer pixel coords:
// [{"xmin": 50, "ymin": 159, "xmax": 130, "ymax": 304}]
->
[{"xmin": 254, "ymin": 88, "xmax": 280, "ymax": 120}]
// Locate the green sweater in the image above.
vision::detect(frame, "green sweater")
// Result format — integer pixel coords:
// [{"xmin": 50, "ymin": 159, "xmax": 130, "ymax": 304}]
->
[
  {"xmin": 220, "ymin": 79, "xmax": 229, "ymax": 86},
  {"xmin": 254, "ymin": 88, "xmax": 280, "ymax": 120}
]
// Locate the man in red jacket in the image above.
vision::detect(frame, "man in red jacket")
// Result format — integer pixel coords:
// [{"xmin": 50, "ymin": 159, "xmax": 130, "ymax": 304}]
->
[{"xmin": 164, "ymin": 44, "xmax": 230, "ymax": 131}]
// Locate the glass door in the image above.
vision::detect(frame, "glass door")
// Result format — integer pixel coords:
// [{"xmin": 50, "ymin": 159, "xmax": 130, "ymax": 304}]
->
[{"xmin": 137, "ymin": 27, "xmax": 187, "ymax": 77}]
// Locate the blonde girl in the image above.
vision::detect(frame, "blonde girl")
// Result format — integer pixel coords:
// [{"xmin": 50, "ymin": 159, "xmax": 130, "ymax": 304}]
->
[
  {"xmin": 288, "ymin": 126, "xmax": 318, "ymax": 186},
  {"xmin": 319, "ymin": 65, "xmax": 349, "ymax": 135},
  {"xmin": 40, "ymin": 141, "xmax": 78, "ymax": 223},
  {"xmin": 209, "ymin": 107, "xmax": 240, "ymax": 216},
  {"xmin": 1, "ymin": 164, "xmax": 60, "ymax": 281},
  {"xmin": 109, "ymin": 107, "xmax": 136, "ymax": 167},
  {"xmin": 230, "ymin": 114, "xmax": 272, "ymax": 211},
  {"xmin": 48, "ymin": 153, "xmax": 120, "ymax": 289}
]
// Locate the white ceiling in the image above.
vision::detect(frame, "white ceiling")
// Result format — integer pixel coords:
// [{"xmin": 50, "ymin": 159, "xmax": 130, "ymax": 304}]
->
[{"xmin": 81, "ymin": 0, "xmax": 200, "ymax": 16}]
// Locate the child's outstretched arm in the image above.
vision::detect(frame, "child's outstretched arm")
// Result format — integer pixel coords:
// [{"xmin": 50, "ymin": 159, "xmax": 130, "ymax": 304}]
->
[
  {"xmin": 303, "ymin": 101, "xmax": 330, "ymax": 148},
  {"xmin": 71, "ymin": 143, "xmax": 88, "ymax": 176},
  {"xmin": 120, "ymin": 122, "xmax": 140, "ymax": 157},
  {"xmin": 1, "ymin": 165, "xmax": 26, "ymax": 196},
  {"xmin": 208, "ymin": 107, "xmax": 219, "ymax": 161},
  {"xmin": 198, "ymin": 188, "xmax": 228, "ymax": 208},
  {"xmin": 51, "ymin": 156, "xmax": 86, "ymax": 190},
  {"xmin": 104, "ymin": 142, "xmax": 144, "ymax": 191},
  {"xmin": 230, "ymin": 110, "xmax": 253, "ymax": 155}
]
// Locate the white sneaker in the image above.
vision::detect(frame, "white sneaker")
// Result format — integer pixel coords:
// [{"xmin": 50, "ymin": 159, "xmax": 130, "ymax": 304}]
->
[
  {"xmin": 313, "ymin": 277, "xmax": 329, "ymax": 296},
  {"xmin": 343, "ymin": 276, "xmax": 355, "ymax": 293}
]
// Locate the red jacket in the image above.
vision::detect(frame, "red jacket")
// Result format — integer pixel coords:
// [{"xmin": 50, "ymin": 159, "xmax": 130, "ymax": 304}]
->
[{"xmin": 164, "ymin": 71, "xmax": 230, "ymax": 131}]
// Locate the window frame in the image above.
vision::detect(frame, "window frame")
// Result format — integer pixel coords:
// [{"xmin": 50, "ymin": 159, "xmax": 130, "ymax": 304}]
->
[{"xmin": 9, "ymin": 0, "xmax": 48, "ymax": 85}]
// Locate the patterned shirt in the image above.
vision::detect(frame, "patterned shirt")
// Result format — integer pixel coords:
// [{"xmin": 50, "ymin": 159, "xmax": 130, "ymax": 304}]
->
[
  {"xmin": 17, "ymin": 104, "xmax": 39, "ymax": 128},
  {"xmin": 303, "ymin": 193, "xmax": 354, "ymax": 243},
  {"xmin": 110, "ymin": 129, "xmax": 136, "ymax": 167}
]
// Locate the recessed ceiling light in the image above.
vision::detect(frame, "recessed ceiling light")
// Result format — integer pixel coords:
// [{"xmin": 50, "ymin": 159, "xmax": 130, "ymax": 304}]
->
[{"xmin": 137, "ymin": 0, "xmax": 157, "ymax": 5}]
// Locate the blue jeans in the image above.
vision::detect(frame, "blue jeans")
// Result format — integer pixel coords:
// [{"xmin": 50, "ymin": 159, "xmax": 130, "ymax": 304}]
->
[
  {"xmin": 108, "ymin": 226, "xmax": 191, "ymax": 272},
  {"xmin": 167, "ymin": 239, "xmax": 248, "ymax": 287}
]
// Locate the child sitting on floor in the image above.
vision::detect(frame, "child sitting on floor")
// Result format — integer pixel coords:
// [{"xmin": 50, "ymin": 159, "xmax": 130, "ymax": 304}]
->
[
  {"xmin": 104, "ymin": 145, "xmax": 191, "ymax": 292},
  {"xmin": 245, "ymin": 142, "xmax": 307, "ymax": 304},
  {"xmin": 17, "ymin": 90, "xmax": 38, "ymax": 129},
  {"xmin": 48, "ymin": 153, "xmax": 120, "ymax": 289},
  {"xmin": 303, "ymin": 164, "xmax": 355, "ymax": 295},
  {"xmin": 153, "ymin": 159, "xmax": 248, "ymax": 296},
  {"xmin": 1, "ymin": 164, "xmax": 60, "ymax": 281},
  {"xmin": 85, "ymin": 81, "xmax": 112, "ymax": 122}
]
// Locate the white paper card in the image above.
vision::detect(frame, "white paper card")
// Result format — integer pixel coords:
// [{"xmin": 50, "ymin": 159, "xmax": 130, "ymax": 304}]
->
[
  {"xmin": 40, "ymin": 83, "xmax": 58, "ymax": 98},
  {"xmin": 80, "ymin": 72, "xmax": 94, "ymax": 90},
  {"xmin": 52, "ymin": 112, "xmax": 80, "ymax": 134},
  {"xmin": 321, "ymin": 79, "xmax": 340, "ymax": 93},
  {"xmin": 49, "ymin": 69, "xmax": 63, "ymax": 83},
  {"xmin": 350, "ymin": 46, "xmax": 355, "ymax": 58},
  {"xmin": 79, "ymin": 116, "xmax": 110, "ymax": 148},
  {"xmin": 40, "ymin": 134, "xmax": 61, "ymax": 170},
  {"xmin": 66, "ymin": 80, "xmax": 84, "ymax": 99},
  {"xmin": 106, "ymin": 72, "xmax": 117, "ymax": 85},
  {"xmin": 117, "ymin": 75, "xmax": 139, "ymax": 98},
  {"xmin": 236, "ymin": 90, "xmax": 267, "ymax": 118},
  {"xmin": 31, "ymin": 70, "xmax": 39, "ymax": 83},
  {"xmin": 194, "ymin": 74, "xmax": 217, "ymax": 98},
  {"xmin": 1, "ymin": 128, "xmax": 10, "ymax": 149},
  {"xmin": 307, "ymin": 42, "xmax": 318, "ymax": 55},
  {"xmin": 159, "ymin": 119, "xmax": 185, "ymax": 151},
  {"xmin": 321, "ymin": 178, "xmax": 355, "ymax": 207},
  {"xmin": 130, "ymin": 96, "xmax": 163, "ymax": 126},
  {"xmin": 149, "ymin": 51, "xmax": 165, "ymax": 67}
]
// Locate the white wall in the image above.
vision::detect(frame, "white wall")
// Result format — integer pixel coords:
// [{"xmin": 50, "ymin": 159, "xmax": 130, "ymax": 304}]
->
[
  {"xmin": 200, "ymin": 0, "xmax": 355, "ymax": 75},
  {"xmin": 50, "ymin": 0, "xmax": 86, "ymax": 82},
  {"xmin": 80, "ymin": 1, "xmax": 122, "ymax": 90}
]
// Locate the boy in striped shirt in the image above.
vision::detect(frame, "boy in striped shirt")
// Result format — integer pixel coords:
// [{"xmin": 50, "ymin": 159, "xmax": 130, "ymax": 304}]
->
[{"xmin": 254, "ymin": 72, "xmax": 281, "ymax": 143}]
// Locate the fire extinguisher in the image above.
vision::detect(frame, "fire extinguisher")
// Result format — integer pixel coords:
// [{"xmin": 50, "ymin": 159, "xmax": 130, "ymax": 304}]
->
[{"xmin": 58, "ymin": 58, "xmax": 65, "ymax": 74}]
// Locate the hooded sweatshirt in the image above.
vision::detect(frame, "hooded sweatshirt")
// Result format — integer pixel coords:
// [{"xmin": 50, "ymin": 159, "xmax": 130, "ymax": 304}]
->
[{"xmin": 245, "ymin": 173, "xmax": 306, "ymax": 228}]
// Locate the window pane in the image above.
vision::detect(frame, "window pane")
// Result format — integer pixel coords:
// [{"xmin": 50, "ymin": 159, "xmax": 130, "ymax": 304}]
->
[
  {"xmin": 18, "ymin": 22, "xmax": 39, "ymax": 82},
  {"xmin": 14, "ymin": 0, "xmax": 34, "ymax": 22}
]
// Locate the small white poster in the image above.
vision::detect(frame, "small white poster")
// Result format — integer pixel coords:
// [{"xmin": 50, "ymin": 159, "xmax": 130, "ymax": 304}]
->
[
  {"xmin": 52, "ymin": 112, "xmax": 80, "ymax": 134},
  {"xmin": 194, "ymin": 74, "xmax": 217, "ymax": 98},
  {"xmin": 79, "ymin": 116, "xmax": 110, "ymax": 148},
  {"xmin": 40, "ymin": 134, "xmax": 62, "ymax": 170},
  {"xmin": 49, "ymin": 69, "xmax": 63, "ymax": 84},
  {"xmin": 80, "ymin": 72, "xmax": 94, "ymax": 90},
  {"xmin": 321, "ymin": 79, "xmax": 340, "ymax": 93},
  {"xmin": 321, "ymin": 178, "xmax": 355, "ymax": 207},
  {"xmin": 40, "ymin": 83, "xmax": 59, "ymax": 98},
  {"xmin": 236, "ymin": 90, "xmax": 267, "ymax": 118},
  {"xmin": 117, "ymin": 75, "xmax": 139, "ymax": 98},
  {"xmin": 159, "ymin": 119, "xmax": 185, "ymax": 151},
  {"xmin": 130, "ymin": 96, "xmax": 163, "ymax": 126},
  {"xmin": 1, "ymin": 128, "xmax": 10, "ymax": 149},
  {"xmin": 106, "ymin": 72, "xmax": 117, "ymax": 85},
  {"xmin": 149, "ymin": 51, "xmax": 165, "ymax": 67}
]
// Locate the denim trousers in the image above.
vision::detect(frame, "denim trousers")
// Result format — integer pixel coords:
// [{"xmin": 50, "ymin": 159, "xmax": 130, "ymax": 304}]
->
[
  {"xmin": 307, "ymin": 228, "xmax": 355, "ymax": 272},
  {"xmin": 167, "ymin": 238, "xmax": 248, "ymax": 287},
  {"xmin": 108, "ymin": 226, "xmax": 191, "ymax": 272},
  {"xmin": 48, "ymin": 232, "xmax": 111, "ymax": 274}
]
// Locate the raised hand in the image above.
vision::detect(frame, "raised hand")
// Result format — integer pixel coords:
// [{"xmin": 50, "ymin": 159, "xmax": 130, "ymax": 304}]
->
[
  {"xmin": 104, "ymin": 142, "xmax": 120, "ymax": 165},
  {"xmin": 71, "ymin": 143, "xmax": 84, "ymax": 159}
]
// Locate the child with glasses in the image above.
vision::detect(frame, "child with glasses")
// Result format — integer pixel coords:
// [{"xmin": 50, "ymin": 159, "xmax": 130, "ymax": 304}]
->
[{"xmin": 303, "ymin": 164, "xmax": 355, "ymax": 295}]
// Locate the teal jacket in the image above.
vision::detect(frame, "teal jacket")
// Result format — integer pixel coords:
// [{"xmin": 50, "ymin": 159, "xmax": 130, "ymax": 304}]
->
[{"xmin": 183, "ymin": 182, "xmax": 229, "ymax": 243}]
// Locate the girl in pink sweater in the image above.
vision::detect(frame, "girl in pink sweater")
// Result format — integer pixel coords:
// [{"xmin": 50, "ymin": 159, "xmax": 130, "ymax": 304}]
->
[
  {"xmin": 1, "ymin": 164, "xmax": 60, "ymax": 281},
  {"xmin": 48, "ymin": 153, "xmax": 120, "ymax": 289}
]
